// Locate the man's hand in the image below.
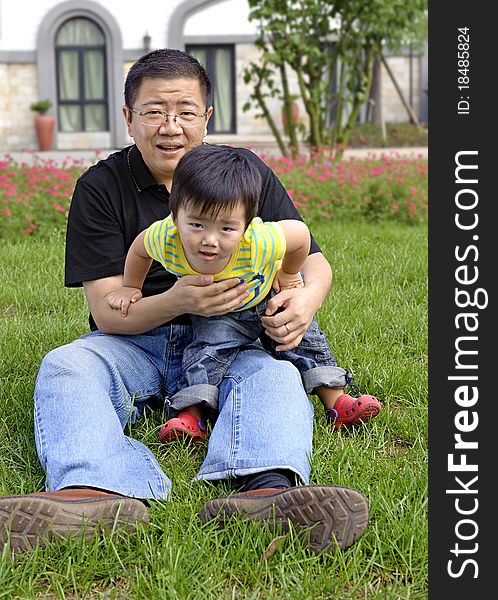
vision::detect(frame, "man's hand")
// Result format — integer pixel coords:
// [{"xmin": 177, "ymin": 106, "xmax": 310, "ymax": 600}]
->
[
  {"xmin": 107, "ymin": 286, "xmax": 143, "ymax": 317},
  {"xmin": 262, "ymin": 251, "xmax": 332, "ymax": 351},
  {"xmin": 85, "ymin": 273, "xmax": 250, "ymax": 335},
  {"xmin": 261, "ymin": 286, "xmax": 319, "ymax": 351},
  {"xmin": 169, "ymin": 274, "xmax": 249, "ymax": 317}
]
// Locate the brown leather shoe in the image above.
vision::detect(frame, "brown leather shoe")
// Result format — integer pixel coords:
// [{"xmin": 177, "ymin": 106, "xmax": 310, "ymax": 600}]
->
[
  {"xmin": 0, "ymin": 488, "xmax": 149, "ymax": 554},
  {"xmin": 200, "ymin": 485, "xmax": 369, "ymax": 553}
]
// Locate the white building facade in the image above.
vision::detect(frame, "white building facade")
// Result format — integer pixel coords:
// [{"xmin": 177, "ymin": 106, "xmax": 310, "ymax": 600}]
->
[{"xmin": 0, "ymin": 0, "xmax": 428, "ymax": 152}]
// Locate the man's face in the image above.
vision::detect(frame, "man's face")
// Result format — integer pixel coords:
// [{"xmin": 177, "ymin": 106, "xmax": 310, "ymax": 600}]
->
[
  {"xmin": 174, "ymin": 202, "xmax": 247, "ymax": 275},
  {"xmin": 123, "ymin": 77, "xmax": 213, "ymax": 188}
]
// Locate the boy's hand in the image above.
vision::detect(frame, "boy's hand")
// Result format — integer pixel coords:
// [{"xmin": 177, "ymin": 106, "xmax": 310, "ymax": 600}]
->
[
  {"xmin": 106, "ymin": 287, "xmax": 143, "ymax": 317},
  {"xmin": 272, "ymin": 269, "xmax": 304, "ymax": 293}
]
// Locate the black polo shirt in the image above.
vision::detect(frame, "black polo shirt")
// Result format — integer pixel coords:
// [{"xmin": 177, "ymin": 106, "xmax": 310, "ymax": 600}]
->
[{"xmin": 65, "ymin": 144, "xmax": 321, "ymax": 330}]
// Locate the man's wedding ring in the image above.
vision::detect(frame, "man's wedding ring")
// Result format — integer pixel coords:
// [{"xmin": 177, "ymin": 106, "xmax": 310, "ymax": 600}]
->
[{"xmin": 284, "ymin": 323, "xmax": 291, "ymax": 335}]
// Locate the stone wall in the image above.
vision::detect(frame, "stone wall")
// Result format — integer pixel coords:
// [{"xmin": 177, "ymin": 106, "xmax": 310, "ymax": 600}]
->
[
  {"xmin": 235, "ymin": 46, "xmax": 423, "ymax": 140},
  {"xmin": 0, "ymin": 63, "xmax": 39, "ymax": 150},
  {"xmin": 0, "ymin": 52, "xmax": 424, "ymax": 152},
  {"xmin": 382, "ymin": 56, "xmax": 422, "ymax": 123},
  {"xmin": 235, "ymin": 43, "xmax": 306, "ymax": 138}
]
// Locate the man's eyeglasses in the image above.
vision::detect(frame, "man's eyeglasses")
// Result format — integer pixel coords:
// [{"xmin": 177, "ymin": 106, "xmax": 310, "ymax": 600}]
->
[{"xmin": 129, "ymin": 108, "xmax": 208, "ymax": 128}]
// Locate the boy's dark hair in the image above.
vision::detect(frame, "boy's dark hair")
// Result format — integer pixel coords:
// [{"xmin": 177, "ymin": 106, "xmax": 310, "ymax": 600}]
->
[
  {"xmin": 169, "ymin": 145, "xmax": 261, "ymax": 228},
  {"xmin": 124, "ymin": 49, "xmax": 212, "ymax": 109}
]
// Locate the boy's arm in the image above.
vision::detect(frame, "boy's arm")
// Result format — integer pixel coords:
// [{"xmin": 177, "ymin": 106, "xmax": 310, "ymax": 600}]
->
[
  {"xmin": 122, "ymin": 230, "xmax": 152, "ymax": 289},
  {"xmin": 106, "ymin": 230, "xmax": 152, "ymax": 317},
  {"xmin": 87, "ymin": 227, "xmax": 249, "ymax": 333},
  {"xmin": 274, "ymin": 220, "xmax": 311, "ymax": 290}
]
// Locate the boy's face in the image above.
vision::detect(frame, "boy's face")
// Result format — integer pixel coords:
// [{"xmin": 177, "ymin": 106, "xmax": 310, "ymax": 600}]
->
[{"xmin": 174, "ymin": 202, "xmax": 247, "ymax": 275}]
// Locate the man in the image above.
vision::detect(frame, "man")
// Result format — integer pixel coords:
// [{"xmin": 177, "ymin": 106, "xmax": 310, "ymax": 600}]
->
[{"xmin": 0, "ymin": 49, "xmax": 369, "ymax": 555}]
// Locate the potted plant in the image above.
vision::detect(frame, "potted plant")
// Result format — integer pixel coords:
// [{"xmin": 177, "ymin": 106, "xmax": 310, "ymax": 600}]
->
[{"xmin": 30, "ymin": 99, "xmax": 55, "ymax": 151}]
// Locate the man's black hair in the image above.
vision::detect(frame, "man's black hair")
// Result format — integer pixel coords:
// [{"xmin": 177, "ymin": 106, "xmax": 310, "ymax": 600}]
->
[
  {"xmin": 169, "ymin": 145, "xmax": 261, "ymax": 228},
  {"xmin": 124, "ymin": 48, "xmax": 212, "ymax": 109}
]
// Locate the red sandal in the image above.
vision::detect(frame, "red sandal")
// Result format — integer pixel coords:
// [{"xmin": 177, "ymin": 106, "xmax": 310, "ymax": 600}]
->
[
  {"xmin": 325, "ymin": 394, "xmax": 381, "ymax": 430},
  {"xmin": 159, "ymin": 411, "xmax": 208, "ymax": 443}
]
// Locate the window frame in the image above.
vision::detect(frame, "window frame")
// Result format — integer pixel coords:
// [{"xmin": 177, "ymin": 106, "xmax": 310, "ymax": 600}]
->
[
  {"xmin": 186, "ymin": 43, "xmax": 236, "ymax": 135},
  {"xmin": 55, "ymin": 19, "xmax": 109, "ymax": 133}
]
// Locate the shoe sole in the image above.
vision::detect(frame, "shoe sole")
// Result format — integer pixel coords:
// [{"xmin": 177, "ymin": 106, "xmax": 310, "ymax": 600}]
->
[
  {"xmin": 200, "ymin": 485, "xmax": 369, "ymax": 553},
  {"xmin": 334, "ymin": 402, "xmax": 381, "ymax": 430},
  {"xmin": 0, "ymin": 495, "xmax": 149, "ymax": 554}
]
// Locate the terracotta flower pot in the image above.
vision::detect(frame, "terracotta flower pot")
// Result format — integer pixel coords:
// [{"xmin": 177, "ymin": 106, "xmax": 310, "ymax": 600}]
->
[{"xmin": 34, "ymin": 114, "xmax": 55, "ymax": 151}]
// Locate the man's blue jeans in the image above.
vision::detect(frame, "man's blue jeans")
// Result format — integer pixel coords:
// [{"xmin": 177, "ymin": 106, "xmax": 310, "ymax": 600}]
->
[{"xmin": 33, "ymin": 324, "xmax": 314, "ymax": 500}]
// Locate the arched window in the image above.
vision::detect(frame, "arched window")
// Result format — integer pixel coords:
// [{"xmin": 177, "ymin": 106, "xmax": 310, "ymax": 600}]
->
[{"xmin": 55, "ymin": 17, "xmax": 108, "ymax": 132}]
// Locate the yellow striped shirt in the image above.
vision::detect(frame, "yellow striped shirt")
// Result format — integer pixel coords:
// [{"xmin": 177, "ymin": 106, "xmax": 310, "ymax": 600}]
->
[{"xmin": 144, "ymin": 216, "xmax": 286, "ymax": 310}]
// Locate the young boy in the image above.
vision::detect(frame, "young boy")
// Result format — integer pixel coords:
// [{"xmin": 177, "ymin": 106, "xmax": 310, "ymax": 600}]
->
[{"xmin": 107, "ymin": 144, "xmax": 381, "ymax": 442}]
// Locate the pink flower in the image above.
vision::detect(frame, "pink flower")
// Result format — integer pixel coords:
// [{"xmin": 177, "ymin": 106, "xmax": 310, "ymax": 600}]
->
[{"xmin": 370, "ymin": 167, "xmax": 385, "ymax": 176}]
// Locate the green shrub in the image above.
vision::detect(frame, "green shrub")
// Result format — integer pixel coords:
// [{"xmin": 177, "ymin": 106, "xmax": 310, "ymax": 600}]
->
[
  {"xmin": 30, "ymin": 99, "xmax": 53, "ymax": 115},
  {"xmin": 347, "ymin": 122, "xmax": 428, "ymax": 148}
]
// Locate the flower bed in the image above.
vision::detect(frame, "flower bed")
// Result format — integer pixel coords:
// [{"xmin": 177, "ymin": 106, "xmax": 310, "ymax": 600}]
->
[
  {"xmin": 1, "ymin": 150, "xmax": 427, "ymax": 242},
  {"xmin": 263, "ymin": 150, "xmax": 427, "ymax": 225}
]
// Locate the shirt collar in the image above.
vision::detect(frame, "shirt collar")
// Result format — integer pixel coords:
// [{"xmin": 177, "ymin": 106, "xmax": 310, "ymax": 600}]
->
[{"xmin": 126, "ymin": 144, "xmax": 160, "ymax": 193}]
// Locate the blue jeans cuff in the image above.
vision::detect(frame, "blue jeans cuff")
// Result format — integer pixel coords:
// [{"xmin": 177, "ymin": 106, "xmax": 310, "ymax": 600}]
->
[
  {"xmin": 301, "ymin": 366, "xmax": 349, "ymax": 394},
  {"xmin": 170, "ymin": 384, "xmax": 219, "ymax": 411}
]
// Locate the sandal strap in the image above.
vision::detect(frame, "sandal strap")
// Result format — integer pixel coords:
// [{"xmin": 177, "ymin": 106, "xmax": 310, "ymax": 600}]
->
[{"xmin": 325, "ymin": 407, "xmax": 339, "ymax": 421}]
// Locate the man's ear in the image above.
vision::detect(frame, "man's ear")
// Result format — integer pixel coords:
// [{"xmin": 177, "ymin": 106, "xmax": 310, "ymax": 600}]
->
[
  {"xmin": 123, "ymin": 106, "xmax": 133, "ymax": 136},
  {"xmin": 204, "ymin": 106, "xmax": 214, "ymax": 137}
]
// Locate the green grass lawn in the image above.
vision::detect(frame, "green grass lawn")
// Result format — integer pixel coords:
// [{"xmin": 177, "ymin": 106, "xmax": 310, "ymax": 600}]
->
[{"xmin": 0, "ymin": 220, "xmax": 427, "ymax": 599}]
